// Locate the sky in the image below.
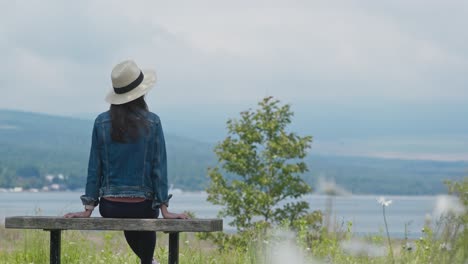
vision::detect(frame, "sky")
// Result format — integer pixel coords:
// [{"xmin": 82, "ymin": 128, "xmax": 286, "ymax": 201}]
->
[{"xmin": 1, "ymin": 0, "xmax": 468, "ymax": 159}]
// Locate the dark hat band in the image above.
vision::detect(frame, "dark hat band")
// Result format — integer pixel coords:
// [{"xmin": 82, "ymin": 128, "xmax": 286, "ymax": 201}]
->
[{"xmin": 113, "ymin": 71, "xmax": 144, "ymax": 94}]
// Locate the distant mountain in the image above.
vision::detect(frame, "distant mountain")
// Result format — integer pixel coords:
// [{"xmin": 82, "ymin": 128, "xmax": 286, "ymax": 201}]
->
[
  {"xmin": 0, "ymin": 109, "xmax": 466, "ymax": 194},
  {"xmin": 0, "ymin": 109, "xmax": 215, "ymax": 190}
]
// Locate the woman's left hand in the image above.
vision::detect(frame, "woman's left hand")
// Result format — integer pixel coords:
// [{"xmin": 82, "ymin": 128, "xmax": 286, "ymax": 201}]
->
[
  {"xmin": 162, "ymin": 211, "xmax": 190, "ymax": 219},
  {"xmin": 63, "ymin": 210, "xmax": 93, "ymax": 218},
  {"xmin": 160, "ymin": 204, "xmax": 190, "ymax": 219}
]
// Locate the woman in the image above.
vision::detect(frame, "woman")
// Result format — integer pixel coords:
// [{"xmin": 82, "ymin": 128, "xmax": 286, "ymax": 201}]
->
[{"xmin": 64, "ymin": 60, "xmax": 189, "ymax": 264}]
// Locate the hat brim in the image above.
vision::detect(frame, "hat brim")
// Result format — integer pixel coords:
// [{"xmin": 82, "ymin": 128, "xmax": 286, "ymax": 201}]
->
[{"xmin": 105, "ymin": 69, "xmax": 157, "ymax": 105}]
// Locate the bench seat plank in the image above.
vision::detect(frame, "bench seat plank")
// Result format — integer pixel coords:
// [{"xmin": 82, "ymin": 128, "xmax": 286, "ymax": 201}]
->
[{"xmin": 5, "ymin": 216, "xmax": 223, "ymax": 232}]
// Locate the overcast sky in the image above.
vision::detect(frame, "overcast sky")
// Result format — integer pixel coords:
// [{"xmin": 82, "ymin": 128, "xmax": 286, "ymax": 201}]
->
[
  {"xmin": 1, "ymin": 0, "xmax": 467, "ymax": 116},
  {"xmin": 2, "ymin": 0, "xmax": 468, "ymax": 161}
]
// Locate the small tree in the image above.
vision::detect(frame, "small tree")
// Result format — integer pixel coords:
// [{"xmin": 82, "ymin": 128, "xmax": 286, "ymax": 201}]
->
[{"xmin": 207, "ymin": 96, "xmax": 313, "ymax": 232}]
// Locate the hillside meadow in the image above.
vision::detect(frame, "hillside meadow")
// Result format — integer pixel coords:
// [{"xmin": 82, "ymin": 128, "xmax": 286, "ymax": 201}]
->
[{"xmin": 1, "ymin": 218, "xmax": 466, "ymax": 264}]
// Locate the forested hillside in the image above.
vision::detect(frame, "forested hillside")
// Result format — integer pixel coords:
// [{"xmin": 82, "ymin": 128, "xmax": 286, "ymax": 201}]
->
[{"xmin": 0, "ymin": 109, "xmax": 466, "ymax": 194}]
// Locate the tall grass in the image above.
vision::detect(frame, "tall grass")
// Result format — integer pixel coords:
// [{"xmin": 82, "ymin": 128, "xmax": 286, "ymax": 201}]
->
[
  {"xmin": 1, "ymin": 178, "xmax": 467, "ymax": 263},
  {"xmin": 0, "ymin": 227, "xmax": 258, "ymax": 264},
  {"xmin": 1, "ymin": 216, "xmax": 466, "ymax": 264}
]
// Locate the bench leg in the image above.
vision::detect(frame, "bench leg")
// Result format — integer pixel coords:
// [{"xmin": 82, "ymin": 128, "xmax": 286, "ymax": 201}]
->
[
  {"xmin": 168, "ymin": 232, "xmax": 179, "ymax": 264},
  {"xmin": 49, "ymin": 229, "xmax": 61, "ymax": 264}
]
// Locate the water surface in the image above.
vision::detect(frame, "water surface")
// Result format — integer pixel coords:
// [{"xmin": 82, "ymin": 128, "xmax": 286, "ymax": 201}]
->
[{"xmin": 0, "ymin": 192, "xmax": 437, "ymax": 238}]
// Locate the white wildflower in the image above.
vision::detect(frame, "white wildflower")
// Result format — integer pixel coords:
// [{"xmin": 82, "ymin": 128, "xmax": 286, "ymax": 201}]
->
[
  {"xmin": 377, "ymin": 197, "xmax": 392, "ymax": 207},
  {"xmin": 432, "ymin": 195, "xmax": 465, "ymax": 220},
  {"xmin": 423, "ymin": 213, "xmax": 432, "ymax": 227},
  {"xmin": 403, "ymin": 242, "xmax": 413, "ymax": 251},
  {"xmin": 317, "ymin": 177, "xmax": 350, "ymax": 196},
  {"xmin": 439, "ymin": 242, "xmax": 451, "ymax": 251},
  {"xmin": 266, "ymin": 231, "xmax": 319, "ymax": 264}
]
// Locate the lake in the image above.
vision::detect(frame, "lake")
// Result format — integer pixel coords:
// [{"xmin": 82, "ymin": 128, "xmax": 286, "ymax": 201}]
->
[{"xmin": 0, "ymin": 192, "xmax": 438, "ymax": 238}]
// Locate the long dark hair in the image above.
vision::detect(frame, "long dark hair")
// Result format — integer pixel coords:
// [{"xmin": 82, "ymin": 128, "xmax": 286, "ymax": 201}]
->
[{"xmin": 110, "ymin": 96, "xmax": 149, "ymax": 143}]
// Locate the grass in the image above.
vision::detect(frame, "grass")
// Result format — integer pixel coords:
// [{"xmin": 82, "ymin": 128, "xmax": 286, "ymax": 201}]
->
[
  {"xmin": 0, "ymin": 217, "xmax": 466, "ymax": 264},
  {"xmin": 2, "ymin": 178, "xmax": 467, "ymax": 264},
  {"xmin": 0, "ymin": 227, "xmax": 255, "ymax": 264}
]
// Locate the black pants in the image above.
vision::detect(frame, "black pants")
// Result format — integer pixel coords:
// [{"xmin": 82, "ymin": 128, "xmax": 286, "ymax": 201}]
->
[{"xmin": 99, "ymin": 198, "xmax": 159, "ymax": 264}]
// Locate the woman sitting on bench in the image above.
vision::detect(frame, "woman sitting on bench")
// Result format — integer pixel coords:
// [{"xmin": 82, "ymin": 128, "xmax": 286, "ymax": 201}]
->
[{"xmin": 64, "ymin": 60, "xmax": 189, "ymax": 264}]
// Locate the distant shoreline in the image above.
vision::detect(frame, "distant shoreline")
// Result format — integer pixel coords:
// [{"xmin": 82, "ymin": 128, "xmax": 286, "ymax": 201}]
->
[{"xmin": 0, "ymin": 189, "xmax": 445, "ymax": 198}]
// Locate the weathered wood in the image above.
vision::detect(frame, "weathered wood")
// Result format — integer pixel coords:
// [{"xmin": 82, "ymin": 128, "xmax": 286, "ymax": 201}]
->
[
  {"xmin": 168, "ymin": 232, "xmax": 179, "ymax": 264},
  {"xmin": 49, "ymin": 230, "xmax": 61, "ymax": 264},
  {"xmin": 5, "ymin": 216, "xmax": 223, "ymax": 232}
]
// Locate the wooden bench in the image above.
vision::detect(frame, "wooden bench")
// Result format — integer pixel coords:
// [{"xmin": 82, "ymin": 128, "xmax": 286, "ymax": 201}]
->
[{"xmin": 5, "ymin": 216, "xmax": 222, "ymax": 264}]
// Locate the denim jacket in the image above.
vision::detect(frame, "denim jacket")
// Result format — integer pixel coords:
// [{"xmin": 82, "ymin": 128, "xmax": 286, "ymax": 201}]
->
[{"xmin": 80, "ymin": 111, "xmax": 171, "ymax": 210}]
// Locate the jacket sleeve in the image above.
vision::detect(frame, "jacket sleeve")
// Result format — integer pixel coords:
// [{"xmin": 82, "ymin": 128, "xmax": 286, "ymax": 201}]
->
[
  {"xmin": 152, "ymin": 120, "xmax": 172, "ymax": 210},
  {"xmin": 80, "ymin": 121, "xmax": 101, "ymax": 207}
]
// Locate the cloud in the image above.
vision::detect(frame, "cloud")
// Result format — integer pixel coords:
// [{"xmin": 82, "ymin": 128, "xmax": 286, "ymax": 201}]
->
[{"xmin": 1, "ymin": 0, "xmax": 468, "ymax": 114}]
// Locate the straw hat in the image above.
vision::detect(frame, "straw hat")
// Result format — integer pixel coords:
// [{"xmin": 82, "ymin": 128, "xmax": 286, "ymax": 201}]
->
[{"xmin": 105, "ymin": 60, "xmax": 157, "ymax": 105}]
